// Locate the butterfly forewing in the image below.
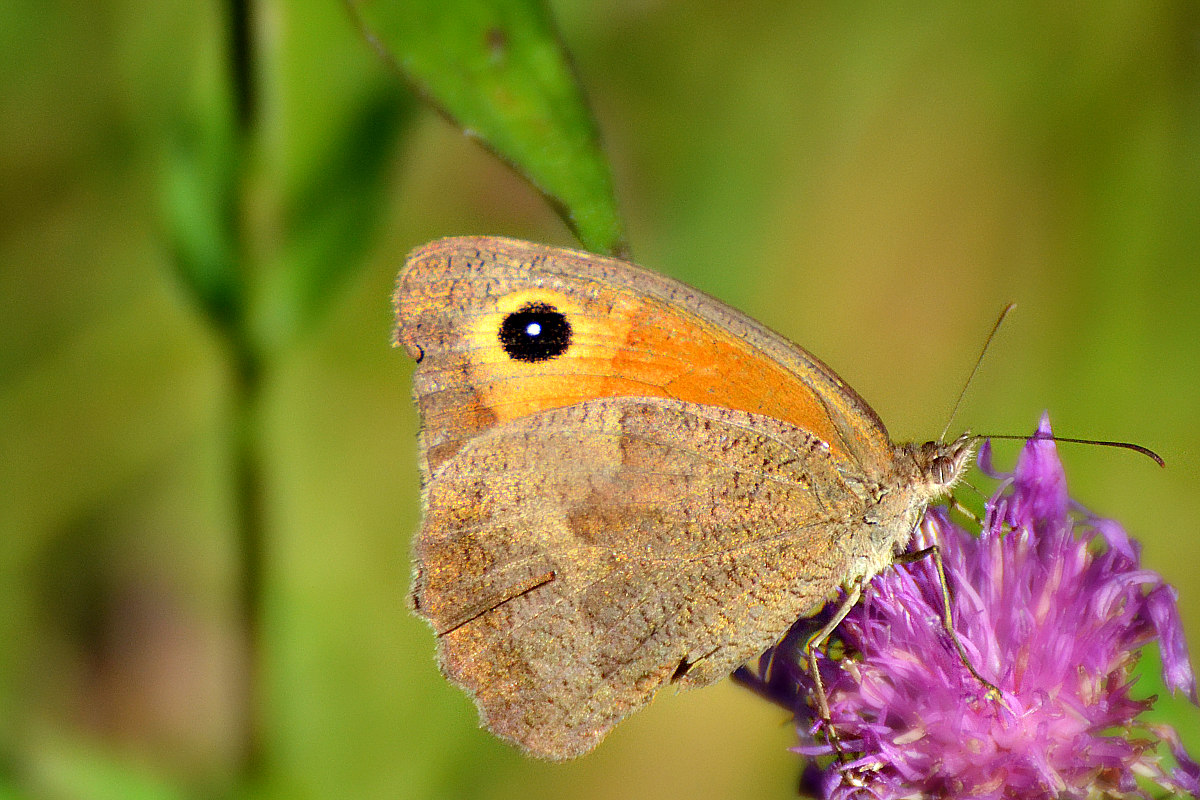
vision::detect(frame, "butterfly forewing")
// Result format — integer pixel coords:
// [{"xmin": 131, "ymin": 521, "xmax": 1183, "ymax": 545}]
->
[{"xmin": 394, "ymin": 237, "xmax": 896, "ymax": 476}]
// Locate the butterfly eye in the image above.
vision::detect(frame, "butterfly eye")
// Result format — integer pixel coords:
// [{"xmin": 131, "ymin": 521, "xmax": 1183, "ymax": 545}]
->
[{"xmin": 498, "ymin": 302, "xmax": 573, "ymax": 363}]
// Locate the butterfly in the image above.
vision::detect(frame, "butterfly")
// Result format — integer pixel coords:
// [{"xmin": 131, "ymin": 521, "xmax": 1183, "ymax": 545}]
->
[{"xmin": 394, "ymin": 236, "xmax": 972, "ymax": 759}]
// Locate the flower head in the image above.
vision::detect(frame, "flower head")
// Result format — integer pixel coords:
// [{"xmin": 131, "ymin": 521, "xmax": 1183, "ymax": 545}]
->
[{"xmin": 736, "ymin": 415, "xmax": 1199, "ymax": 799}]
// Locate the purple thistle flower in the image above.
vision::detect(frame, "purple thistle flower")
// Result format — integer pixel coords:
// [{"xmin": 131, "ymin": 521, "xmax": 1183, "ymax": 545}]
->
[{"xmin": 735, "ymin": 415, "xmax": 1200, "ymax": 799}]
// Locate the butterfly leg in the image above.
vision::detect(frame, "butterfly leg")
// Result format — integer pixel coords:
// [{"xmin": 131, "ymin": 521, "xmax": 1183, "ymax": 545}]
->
[
  {"xmin": 895, "ymin": 545, "xmax": 1002, "ymax": 702},
  {"xmin": 803, "ymin": 581, "xmax": 863, "ymax": 759},
  {"xmin": 951, "ymin": 493, "xmax": 1021, "ymax": 538},
  {"xmin": 947, "ymin": 493, "xmax": 982, "ymax": 525}
]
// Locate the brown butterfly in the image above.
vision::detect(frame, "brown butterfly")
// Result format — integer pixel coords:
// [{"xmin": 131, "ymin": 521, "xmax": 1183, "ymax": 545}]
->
[{"xmin": 394, "ymin": 236, "xmax": 972, "ymax": 760}]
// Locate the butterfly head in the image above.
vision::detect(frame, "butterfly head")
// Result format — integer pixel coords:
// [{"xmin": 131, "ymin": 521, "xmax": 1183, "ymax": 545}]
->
[{"xmin": 907, "ymin": 433, "xmax": 975, "ymax": 501}]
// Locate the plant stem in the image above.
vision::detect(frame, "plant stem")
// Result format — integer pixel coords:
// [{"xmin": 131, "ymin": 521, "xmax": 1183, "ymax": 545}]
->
[
  {"xmin": 227, "ymin": 0, "xmax": 264, "ymax": 781},
  {"xmin": 229, "ymin": 0, "xmax": 255, "ymax": 131},
  {"xmin": 230, "ymin": 341, "xmax": 266, "ymax": 781}
]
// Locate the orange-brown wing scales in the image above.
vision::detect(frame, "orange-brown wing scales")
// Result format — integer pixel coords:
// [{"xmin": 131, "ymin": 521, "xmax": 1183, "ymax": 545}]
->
[
  {"xmin": 395, "ymin": 238, "xmax": 892, "ymax": 476},
  {"xmin": 410, "ymin": 397, "xmax": 863, "ymax": 759}
]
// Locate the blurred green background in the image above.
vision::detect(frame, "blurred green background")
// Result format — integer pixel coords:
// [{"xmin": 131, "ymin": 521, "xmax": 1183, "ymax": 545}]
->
[{"xmin": 4, "ymin": 1, "xmax": 1200, "ymax": 798}]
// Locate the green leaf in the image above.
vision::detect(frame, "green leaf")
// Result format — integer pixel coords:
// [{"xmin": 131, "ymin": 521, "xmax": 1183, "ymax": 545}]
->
[
  {"xmin": 348, "ymin": 0, "xmax": 627, "ymax": 256},
  {"xmin": 160, "ymin": 50, "xmax": 243, "ymax": 334}
]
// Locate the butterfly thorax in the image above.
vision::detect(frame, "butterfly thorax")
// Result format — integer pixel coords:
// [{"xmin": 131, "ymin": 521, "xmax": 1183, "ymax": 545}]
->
[{"xmin": 840, "ymin": 433, "xmax": 974, "ymax": 590}]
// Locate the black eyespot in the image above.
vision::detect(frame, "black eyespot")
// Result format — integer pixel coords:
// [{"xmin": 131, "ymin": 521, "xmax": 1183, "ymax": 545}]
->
[{"xmin": 498, "ymin": 302, "xmax": 572, "ymax": 363}]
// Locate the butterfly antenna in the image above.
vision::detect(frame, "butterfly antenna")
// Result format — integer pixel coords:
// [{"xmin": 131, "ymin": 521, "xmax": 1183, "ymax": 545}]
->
[
  {"xmin": 941, "ymin": 303, "xmax": 1016, "ymax": 442},
  {"xmin": 980, "ymin": 433, "xmax": 1165, "ymax": 467}
]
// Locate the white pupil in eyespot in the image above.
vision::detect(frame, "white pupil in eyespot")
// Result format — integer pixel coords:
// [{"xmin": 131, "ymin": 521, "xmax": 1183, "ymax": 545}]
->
[{"xmin": 525, "ymin": 322, "xmax": 542, "ymax": 337}]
